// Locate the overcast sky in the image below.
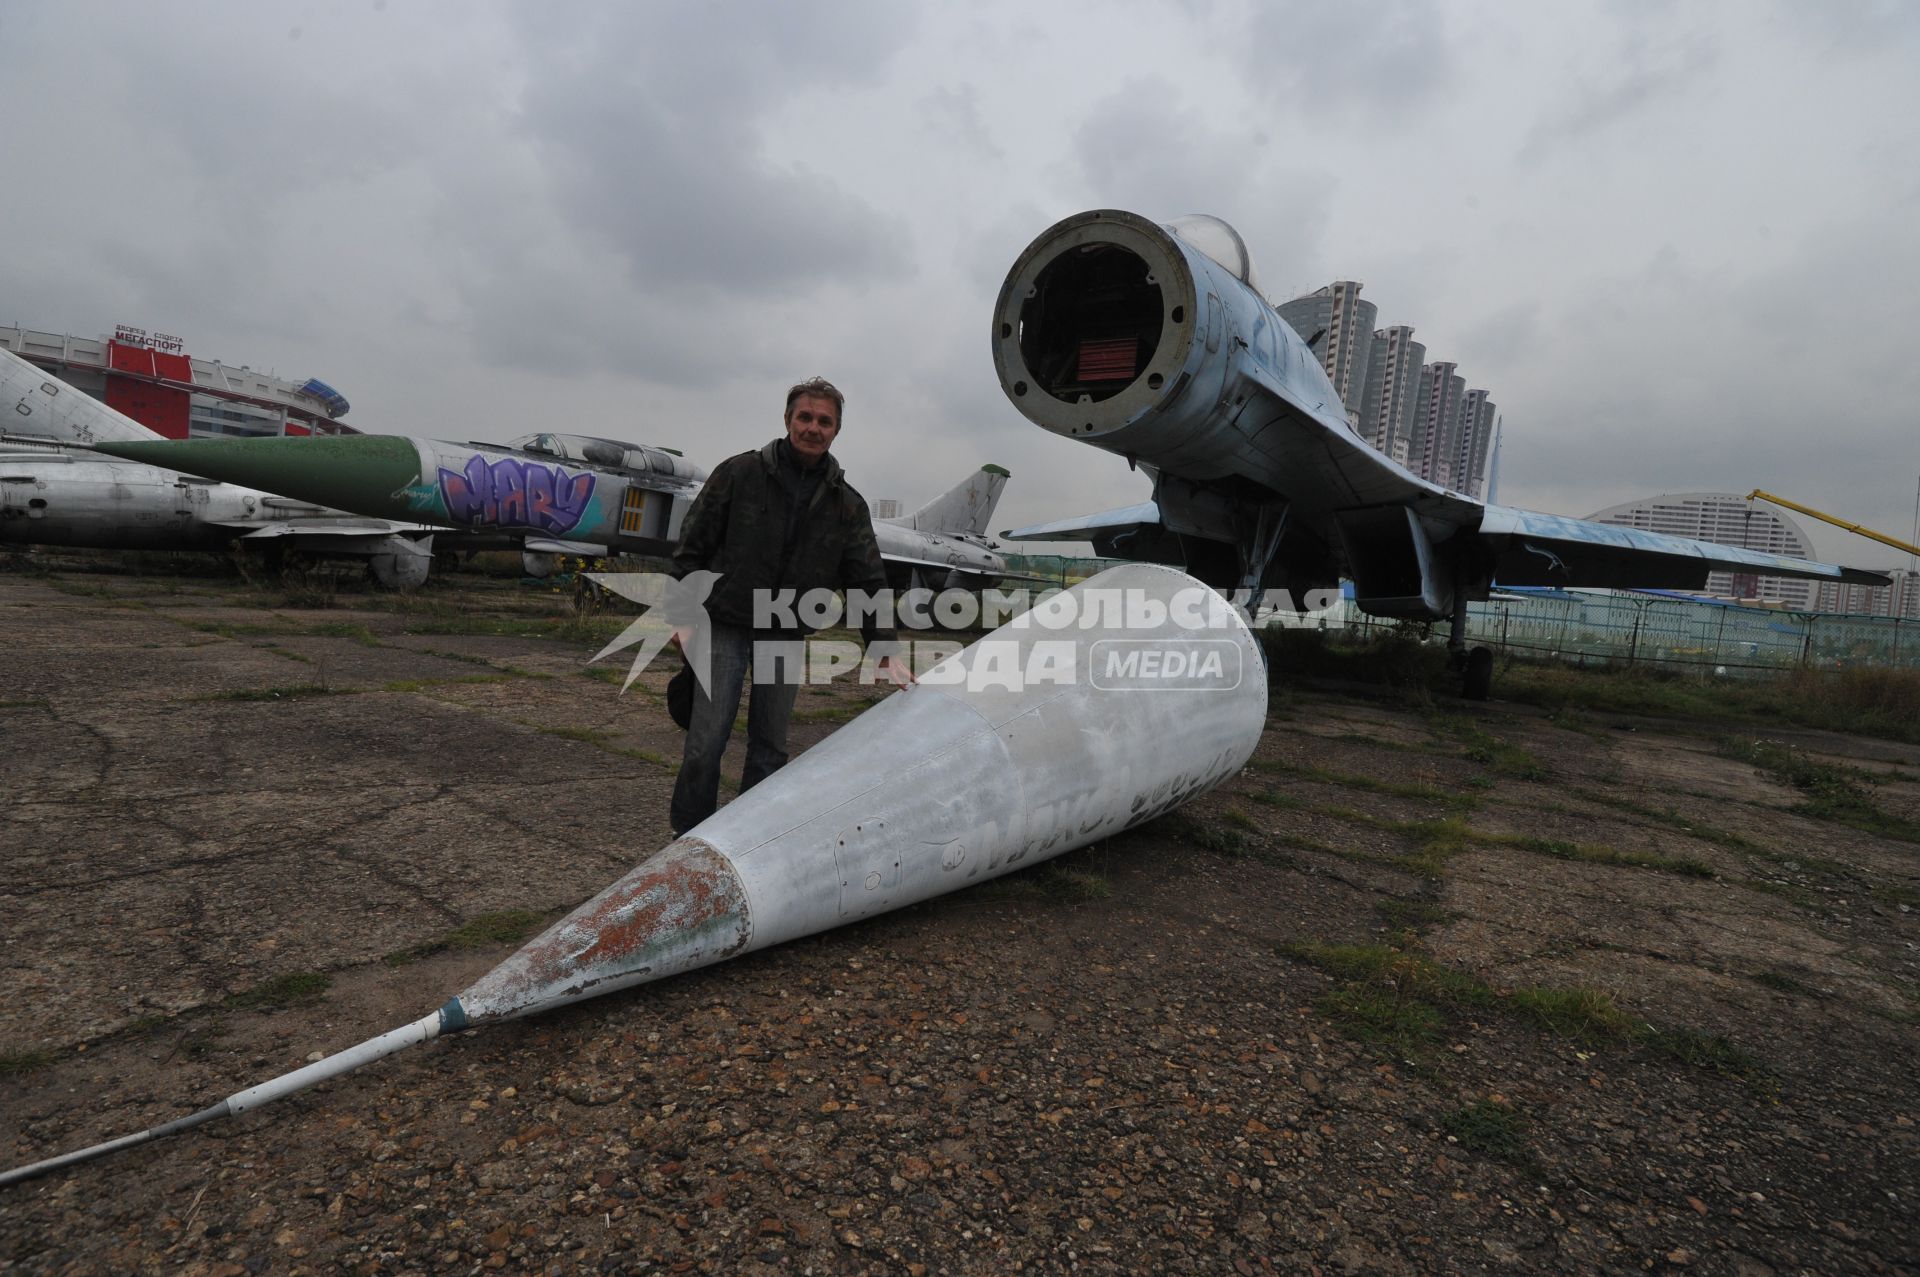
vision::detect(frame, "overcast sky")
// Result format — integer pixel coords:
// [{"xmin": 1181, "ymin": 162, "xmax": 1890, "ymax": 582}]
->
[{"xmin": 4, "ymin": 1, "xmax": 1917, "ymax": 565}]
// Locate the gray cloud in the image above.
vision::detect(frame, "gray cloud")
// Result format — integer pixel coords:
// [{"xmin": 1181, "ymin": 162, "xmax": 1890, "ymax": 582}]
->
[
  {"xmin": 0, "ymin": 0, "xmax": 1913, "ymax": 565},
  {"xmin": 1516, "ymin": 30, "xmax": 1716, "ymax": 167},
  {"xmin": 506, "ymin": 4, "xmax": 915, "ymax": 297},
  {"xmin": 1236, "ymin": 0, "xmax": 1454, "ymax": 123},
  {"xmin": 919, "ymin": 85, "xmax": 1001, "ymax": 162}
]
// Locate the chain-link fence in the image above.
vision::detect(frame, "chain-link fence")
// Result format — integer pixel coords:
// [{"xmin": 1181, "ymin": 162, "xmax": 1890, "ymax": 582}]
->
[
  {"xmin": 1327, "ymin": 591, "xmax": 1920, "ymax": 675},
  {"xmin": 998, "ymin": 554, "xmax": 1920, "ymax": 674}
]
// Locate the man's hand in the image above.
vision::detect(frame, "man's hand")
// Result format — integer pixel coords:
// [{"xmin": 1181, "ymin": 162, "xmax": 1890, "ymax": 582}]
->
[
  {"xmin": 669, "ymin": 625, "xmax": 694, "ymax": 652},
  {"xmin": 876, "ymin": 654, "xmax": 917, "ymax": 687}
]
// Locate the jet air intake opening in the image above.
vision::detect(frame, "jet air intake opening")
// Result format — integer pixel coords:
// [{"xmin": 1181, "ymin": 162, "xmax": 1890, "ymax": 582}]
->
[{"xmin": 1018, "ymin": 243, "xmax": 1164, "ymax": 405}]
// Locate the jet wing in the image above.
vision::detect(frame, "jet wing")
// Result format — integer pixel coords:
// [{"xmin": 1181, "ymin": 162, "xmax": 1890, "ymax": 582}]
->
[
  {"xmin": 1474, "ymin": 506, "xmax": 1890, "ymax": 590},
  {"xmin": 880, "ymin": 550, "xmax": 977, "ymax": 571},
  {"xmin": 1001, "ymin": 501, "xmax": 1163, "ymax": 543},
  {"xmin": 523, "ymin": 537, "xmax": 612, "ymax": 557},
  {"xmin": 215, "ymin": 518, "xmax": 434, "ymax": 539}
]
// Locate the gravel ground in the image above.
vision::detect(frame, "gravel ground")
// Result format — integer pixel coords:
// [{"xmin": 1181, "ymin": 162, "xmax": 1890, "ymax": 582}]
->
[{"xmin": 1, "ymin": 566, "xmax": 1916, "ymax": 1276}]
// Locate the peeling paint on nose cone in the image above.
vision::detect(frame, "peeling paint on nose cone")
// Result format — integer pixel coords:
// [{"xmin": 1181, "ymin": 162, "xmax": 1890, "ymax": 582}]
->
[
  {"xmin": 442, "ymin": 562, "xmax": 1267, "ymax": 1026},
  {"xmin": 452, "ymin": 840, "xmax": 753, "ymax": 1024}
]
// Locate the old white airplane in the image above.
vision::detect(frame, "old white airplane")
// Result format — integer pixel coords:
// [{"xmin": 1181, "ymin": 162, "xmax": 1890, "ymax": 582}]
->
[{"xmin": 0, "ymin": 349, "xmax": 442, "ymax": 585}]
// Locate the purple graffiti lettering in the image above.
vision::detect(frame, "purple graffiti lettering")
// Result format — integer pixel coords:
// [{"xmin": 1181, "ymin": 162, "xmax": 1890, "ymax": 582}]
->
[
  {"xmin": 563, "ymin": 472, "xmax": 594, "ymax": 521},
  {"xmin": 437, "ymin": 455, "xmax": 596, "ymax": 535},
  {"xmin": 494, "ymin": 460, "xmax": 528, "ymax": 524},
  {"xmin": 526, "ymin": 464, "xmax": 556, "ymax": 528},
  {"xmin": 441, "ymin": 454, "xmax": 490, "ymax": 524}
]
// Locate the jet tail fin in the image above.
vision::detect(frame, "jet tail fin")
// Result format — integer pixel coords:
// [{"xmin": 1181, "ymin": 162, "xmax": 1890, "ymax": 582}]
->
[{"xmin": 894, "ymin": 464, "xmax": 1009, "ymax": 534}]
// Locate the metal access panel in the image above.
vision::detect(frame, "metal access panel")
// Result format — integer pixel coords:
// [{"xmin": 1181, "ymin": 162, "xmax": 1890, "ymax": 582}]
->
[
  {"xmin": 620, "ymin": 485, "xmax": 656, "ymax": 537},
  {"xmin": 834, "ymin": 819, "xmax": 901, "ymax": 919}
]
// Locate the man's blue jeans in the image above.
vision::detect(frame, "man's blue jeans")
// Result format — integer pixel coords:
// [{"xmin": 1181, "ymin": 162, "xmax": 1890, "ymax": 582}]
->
[{"xmin": 670, "ymin": 625, "xmax": 802, "ymax": 835}]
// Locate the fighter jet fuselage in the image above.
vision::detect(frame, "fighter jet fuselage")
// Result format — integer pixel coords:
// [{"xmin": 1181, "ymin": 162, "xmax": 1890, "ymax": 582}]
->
[{"xmin": 992, "ymin": 210, "xmax": 1886, "ymax": 626}]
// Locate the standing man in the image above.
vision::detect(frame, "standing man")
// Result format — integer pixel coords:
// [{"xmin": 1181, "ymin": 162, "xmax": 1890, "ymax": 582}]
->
[{"xmin": 667, "ymin": 376, "xmax": 912, "ymax": 836}]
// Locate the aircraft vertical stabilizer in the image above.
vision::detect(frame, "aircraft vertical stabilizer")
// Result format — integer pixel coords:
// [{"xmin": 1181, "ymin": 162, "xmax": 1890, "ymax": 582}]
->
[
  {"xmin": 894, "ymin": 464, "xmax": 1009, "ymax": 534},
  {"xmin": 1, "ymin": 348, "xmax": 164, "ymax": 445}
]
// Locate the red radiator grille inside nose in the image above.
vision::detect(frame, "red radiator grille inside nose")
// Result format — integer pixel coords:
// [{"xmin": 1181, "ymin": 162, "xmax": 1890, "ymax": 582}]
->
[{"xmin": 1075, "ymin": 338, "xmax": 1139, "ymax": 383}]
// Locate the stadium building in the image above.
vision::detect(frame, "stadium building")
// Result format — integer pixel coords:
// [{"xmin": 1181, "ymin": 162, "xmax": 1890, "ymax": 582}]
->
[
  {"xmin": 1, "ymin": 324, "xmax": 356, "ymax": 439},
  {"xmin": 1587, "ymin": 492, "xmax": 1817, "ymax": 608}
]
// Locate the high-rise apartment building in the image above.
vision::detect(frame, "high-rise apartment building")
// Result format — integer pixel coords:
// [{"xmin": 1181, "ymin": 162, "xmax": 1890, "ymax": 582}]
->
[
  {"xmin": 1359, "ymin": 325, "xmax": 1424, "ymax": 457},
  {"xmin": 1586, "ymin": 493, "xmax": 1818, "ymax": 608},
  {"xmin": 1276, "ymin": 281, "xmax": 1377, "ymax": 427},
  {"xmin": 1409, "ymin": 362, "xmax": 1465, "ymax": 488},
  {"xmin": 1456, "ymin": 389, "xmax": 1497, "ymax": 499},
  {"xmin": 1814, "ymin": 569, "xmax": 1920, "ymax": 618},
  {"xmin": 1276, "ymin": 284, "xmax": 1499, "ymax": 490}
]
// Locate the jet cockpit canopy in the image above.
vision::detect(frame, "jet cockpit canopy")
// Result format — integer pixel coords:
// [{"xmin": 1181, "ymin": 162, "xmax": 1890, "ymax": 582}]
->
[
  {"xmin": 1164, "ymin": 215, "xmax": 1263, "ymax": 299},
  {"xmin": 508, "ymin": 433, "xmax": 706, "ymax": 484}
]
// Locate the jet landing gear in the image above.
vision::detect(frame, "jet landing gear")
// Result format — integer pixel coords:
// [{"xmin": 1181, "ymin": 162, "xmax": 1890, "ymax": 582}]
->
[
  {"xmin": 1446, "ymin": 591, "xmax": 1494, "ymax": 701},
  {"xmin": 1231, "ymin": 501, "xmax": 1290, "ymax": 621}
]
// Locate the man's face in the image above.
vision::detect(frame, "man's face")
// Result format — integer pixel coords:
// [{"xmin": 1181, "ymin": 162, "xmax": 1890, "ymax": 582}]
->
[{"xmin": 784, "ymin": 393, "xmax": 841, "ymax": 465}]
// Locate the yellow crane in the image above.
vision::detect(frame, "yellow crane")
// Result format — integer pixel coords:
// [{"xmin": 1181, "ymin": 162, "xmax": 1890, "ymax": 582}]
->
[{"xmin": 1746, "ymin": 489, "xmax": 1920, "ymax": 559}]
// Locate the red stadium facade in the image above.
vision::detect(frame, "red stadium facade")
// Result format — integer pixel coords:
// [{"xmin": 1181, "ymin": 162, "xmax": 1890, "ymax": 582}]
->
[{"xmin": 1, "ymin": 324, "xmax": 357, "ymax": 440}]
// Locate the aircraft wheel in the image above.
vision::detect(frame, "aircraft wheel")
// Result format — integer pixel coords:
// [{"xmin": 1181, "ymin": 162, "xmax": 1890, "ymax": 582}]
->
[{"xmin": 1462, "ymin": 646, "xmax": 1494, "ymax": 701}]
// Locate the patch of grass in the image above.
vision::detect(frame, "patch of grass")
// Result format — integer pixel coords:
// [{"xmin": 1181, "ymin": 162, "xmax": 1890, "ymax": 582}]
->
[
  {"xmin": 539, "ymin": 724, "xmax": 607, "ymax": 744},
  {"xmin": 0, "ymin": 698, "xmax": 51, "ymax": 710},
  {"xmin": 1382, "ymin": 816, "xmax": 1476, "ymax": 879},
  {"xmin": 399, "ymin": 610, "xmax": 566, "ymax": 639},
  {"xmin": 1430, "ymin": 715, "xmax": 1547, "ymax": 780},
  {"xmin": 306, "ymin": 621, "xmax": 384, "ymax": 646},
  {"xmin": 419, "ymin": 647, "xmax": 501, "ymax": 667},
  {"xmin": 381, "ymin": 674, "xmax": 512, "ymax": 694},
  {"xmin": 1317, "ymin": 984, "xmax": 1445, "ymax": 1050},
  {"xmin": 1752, "ymin": 970, "xmax": 1824, "ymax": 998},
  {"xmin": 194, "ymin": 684, "xmax": 349, "ymax": 703},
  {"xmin": 1377, "ymin": 898, "xmax": 1454, "ymax": 931},
  {"xmin": 1870, "ymin": 882, "xmax": 1920, "ymax": 909},
  {"xmin": 0, "ymin": 1047, "xmax": 56, "ymax": 1076},
  {"xmin": 1504, "ymin": 661, "xmax": 1920, "ymax": 745},
  {"xmin": 1284, "ymin": 941, "xmax": 1486, "ymax": 1054},
  {"xmin": 1719, "ymin": 736, "xmax": 1920, "ymax": 842},
  {"xmin": 1252, "ymin": 760, "xmax": 1479, "ymax": 811},
  {"xmin": 1565, "ymin": 789, "xmax": 1762, "ymax": 851},
  {"xmin": 1314, "ymin": 731, "xmax": 1435, "ymax": 755},
  {"xmin": 1484, "ymin": 831, "xmax": 1715, "ymax": 879},
  {"xmin": 1648, "ymin": 1026, "xmax": 1770, "ymax": 1084},
  {"xmin": 1033, "ymin": 865, "xmax": 1112, "ymax": 901},
  {"xmin": 1442, "ymin": 1098, "xmax": 1529, "ymax": 1162},
  {"xmin": 1284, "ymin": 937, "xmax": 1769, "ymax": 1086},
  {"xmin": 42, "ymin": 578, "xmax": 124, "ymax": 600},
  {"xmin": 791, "ymin": 703, "xmax": 865, "ymax": 724},
  {"xmin": 1182, "ymin": 818, "xmax": 1249, "ymax": 858},
  {"xmin": 386, "ymin": 910, "xmax": 547, "ymax": 966},
  {"xmin": 225, "ymin": 971, "xmax": 330, "ymax": 1011},
  {"xmin": 1224, "ymin": 807, "xmax": 1262, "ymax": 832},
  {"xmin": 977, "ymin": 854, "xmax": 1114, "ymax": 904},
  {"xmin": 1506, "ymin": 985, "xmax": 1643, "ymax": 1042},
  {"xmin": 533, "ymin": 724, "xmax": 678, "ymax": 772},
  {"xmin": 1247, "ymin": 788, "xmax": 1306, "ymax": 810},
  {"xmin": 1283, "ymin": 942, "xmax": 1496, "ymax": 1011}
]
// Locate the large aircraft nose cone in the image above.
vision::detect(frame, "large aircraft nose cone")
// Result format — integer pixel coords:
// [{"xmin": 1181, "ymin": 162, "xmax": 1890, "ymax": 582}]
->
[{"xmin": 993, "ymin": 210, "xmax": 1200, "ymax": 441}]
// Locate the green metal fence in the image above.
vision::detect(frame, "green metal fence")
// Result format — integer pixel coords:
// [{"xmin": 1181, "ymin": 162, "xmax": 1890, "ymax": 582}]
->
[
  {"xmin": 1328, "ymin": 591, "xmax": 1920, "ymax": 674},
  {"xmin": 998, "ymin": 553, "xmax": 1919, "ymax": 674}
]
